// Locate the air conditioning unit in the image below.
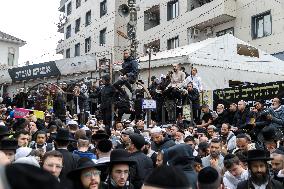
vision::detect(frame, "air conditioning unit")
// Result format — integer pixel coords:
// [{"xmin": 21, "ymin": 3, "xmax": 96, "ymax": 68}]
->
[
  {"xmin": 192, "ymin": 28, "xmax": 200, "ymax": 37},
  {"xmin": 205, "ymin": 27, "xmax": 213, "ymax": 36}
]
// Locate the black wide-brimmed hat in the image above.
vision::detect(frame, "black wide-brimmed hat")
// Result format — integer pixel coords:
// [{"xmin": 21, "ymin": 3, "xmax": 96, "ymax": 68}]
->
[
  {"xmin": 245, "ymin": 149, "xmax": 273, "ymax": 162},
  {"xmin": 5, "ymin": 163, "xmax": 61, "ymax": 189},
  {"xmin": 67, "ymin": 157, "xmax": 107, "ymax": 179},
  {"xmin": 258, "ymin": 126, "xmax": 283, "ymax": 142},
  {"xmin": 0, "ymin": 126, "xmax": 9, "ymax": 136},
  {"xmin": 92, "ymin": 130, "xmax": 109, "ymax": 141},
  {"xmin": 0, "ymin": 138, "xmax": 18, "ymax": 150},
  {"xmin": 109, "ymin": 149, "xmax": 136, "ymax": 166},
  {"xmin": 55, "ymin": 128, "xmax": 75, "ymax": 141}
]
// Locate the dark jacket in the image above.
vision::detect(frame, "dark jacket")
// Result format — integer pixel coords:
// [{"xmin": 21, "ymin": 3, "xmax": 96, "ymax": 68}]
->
[
  {"xmin": 100, "ymin": 83, "xmax": 116, "ymax": 110},
  {"xmin": 121, "ymin": 57, "xmax": 138, "ymax": 79},
  {"xmin": 266, "ymin": 106, "xmax": 284, "ymax": 129},
  {"xmin": 236, "ymin": 178, "xmax": 283, "ymax": 189},
  {"xmin": 53, "ymin": 93, "xmax": 66, "ymax": 120},
  {"xmin": 213, "ymin": 110, "xmax": 229, "ymax": 129},
  {"xmin": 163, "ymin": 144, "xmax": 197, "ymax": 189},
  {"xmin": 182, "ymin": 88, "xmax": 200, "ymax": 108},
  {"xmin": 151, "ymin": 135, "xmax": 175, "ymax": 152},
  {"xmin": 233, "ymin": 109, "xmax": 251, "ymax": 129},
  {"xmin": 57, "ymin": 149, "xmax": 80, "ymax": 189},
  {"xmin": 129, "ymin": 151, "xmax": 154, "ymax": 189},
  {"xmin": 73, "ymin": 93, "xmax": 88, "ymax": 114}
]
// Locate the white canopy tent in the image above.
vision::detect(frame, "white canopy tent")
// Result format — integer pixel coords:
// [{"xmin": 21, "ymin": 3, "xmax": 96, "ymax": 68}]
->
[{"xmin": 139, "ymin": 34, "xmax": 284, "ymax": 90}]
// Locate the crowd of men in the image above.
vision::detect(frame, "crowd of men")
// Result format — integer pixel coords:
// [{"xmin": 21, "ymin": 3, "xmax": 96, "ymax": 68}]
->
[{"xmin": 0, "ymin": 49, "xmax": 284, "ymax": 189}]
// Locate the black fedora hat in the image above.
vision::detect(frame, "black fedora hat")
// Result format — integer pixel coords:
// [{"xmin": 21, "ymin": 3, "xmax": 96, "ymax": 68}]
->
[
  {"xmin": 55, "ymin": 128, "xmax": 75, "ymax": 141},
  {"xmin": 0, "ymin": 126, "xmax": 10, "ymax": 137},
  {"xmin": 258, "ymin": 126, "xmax": 283, "ymax": 142},
  {"xmin": 67, "ymin": 157, "xmax": 107, "ymax": 179},
  {"xmin": 245, "ymin": 149, "xmax": 273, "ymax": 162},
  {"xmin": 109, "ymin": 149, "xmax": 136, "ymax": 166},
  {"xmin": 0, "ymin": 138, "xmax": 18, "ymax": 150},
  {"xmin": 92, "ymin": 130, "xmax": 109, "ymax": 141}
]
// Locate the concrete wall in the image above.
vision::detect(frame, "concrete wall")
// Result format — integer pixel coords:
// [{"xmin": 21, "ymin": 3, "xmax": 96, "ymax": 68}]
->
[{"xmin": 0, "ymin": 41, "xmax": 20, "ymax": 66}]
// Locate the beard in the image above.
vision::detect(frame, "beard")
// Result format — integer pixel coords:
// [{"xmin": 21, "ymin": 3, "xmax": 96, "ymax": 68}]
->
[
  {"xmin": 251, "ymin": 171, "xmax": 269, "ymax": 185},
  {"xmin": 211, "ymin": 151, "xmax": 220, "ymax": 158}
]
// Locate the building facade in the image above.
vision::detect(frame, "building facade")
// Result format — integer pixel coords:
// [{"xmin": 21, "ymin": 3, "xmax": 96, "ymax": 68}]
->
[
  {"xmin": 0, "ymin": 31, "xmax": 26, "ymax": 67},
  {"xmin": 56, "ymin": 0, "xmax": 284, "ymax": 62},
  {"xmin": 56, "ymin": 0, "xmax": 131, "ymax": 64},
  {"xmin": 136, "ymin": 0, "xmax": 284, "ymax": 59}
]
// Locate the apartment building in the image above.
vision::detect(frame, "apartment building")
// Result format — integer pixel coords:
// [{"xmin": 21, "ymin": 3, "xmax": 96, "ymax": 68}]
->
[
  {"xmin": 0, "ymin": 30, "xmax": 26, "ymax": 67},
  {"xmin": 136, "ymin": 0, "xmax": 284, "ymax": 60},
  {"xmin": 56, "ymin": 0, "xmax": 284, "ymax": 62},
  {"xmin": 56, "ymin": 0, "xmax": 131, "ymax": 63}
]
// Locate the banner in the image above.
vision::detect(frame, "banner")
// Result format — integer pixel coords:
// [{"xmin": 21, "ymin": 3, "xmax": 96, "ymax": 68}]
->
[
  {"xmin": 213, "ymin": 81, "xmax": 284, "ymax": 109},
  {"xmin": 8, "ymin": 61, "xmax": 61, "ymax": 82},
  {"xmin": 33, "ymin": 110, "xmax": 45, "ymax": 119},
  {"xmin": 14, "ymin": 108, "xmax": 30, "ymax": 118}
]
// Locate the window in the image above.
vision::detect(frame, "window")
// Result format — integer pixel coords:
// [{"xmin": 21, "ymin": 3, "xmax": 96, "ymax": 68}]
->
[
  {"xmin": 76, "ymin": 0, "xmax": 81, "ymax": 8},
  {"xmin": 75, "ymin": 18, "xmax": 81, "ymax": 33},
  {"xmin": 167, "ymin": 0, "xmax": 179, "ymax": 21},
  {"xmin": 85, "ymin": 10, "xmax": 91, "ymax": 26},
  {"xmin": 144, "ymin": 39, "xmax": 160, "ymax": 54},
  {"xmin": 144, "ymin": 5, "xmax": 160, "ymax": 31},
  {"xmin": 66, "ymin": 24, "xmax": 71, "ymax": 39},
  {"xmin": 66, "ymin": 48, "xmax": 70, "ymax": 58},
  {"xmin": 75, "ymin": 43, "xmax": 80, "ymax": 57},
  {"xmin": 99, "ymin": 28, "xmax": 106, "ymax": 45},
  {"xmin": 252, "ymin": 11, "xmax": 272, "ymax": 39},
  {"xmin": 8, "ymin": 48, "xmax": 15, "ymax": 66},
  {"xmin": 85, "ymin": 37, "xmax": 91, "ymax": 53},
  {"xmin": 216, "ymin": 27, "xmax": 234, "ymax": 37},
  {"xmin": 67, "ymin": 2, "xmax": 72, "ymax": 16},
  {"xmin": 167, "ymin": 36, "xmax": 179, "ymax": 50},
  {"xmin": 100, "ymin": 0, "xmax": 107, "ymax": 17}
]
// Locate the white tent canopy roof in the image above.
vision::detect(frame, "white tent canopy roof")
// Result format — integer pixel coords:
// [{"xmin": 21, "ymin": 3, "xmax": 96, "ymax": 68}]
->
[{"xmin": 139, "ymin": 34, "xmax": 284, "ymax": 90}]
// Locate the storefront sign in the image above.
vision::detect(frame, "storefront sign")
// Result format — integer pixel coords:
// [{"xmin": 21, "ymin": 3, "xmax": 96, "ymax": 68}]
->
[{"xmin": 8, "ymin": 61, "xmax": 61, "ymax": 82}]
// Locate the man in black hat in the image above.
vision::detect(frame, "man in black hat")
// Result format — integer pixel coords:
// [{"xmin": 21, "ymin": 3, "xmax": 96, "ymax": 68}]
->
[
  {"xmin": 105, "ymin": 149, "xmax": 136, "ymax": 189},
  {"xmin": 237, "ymin": 149, "xmax": 283, "ymax": 189},
  {"xmin": 259, "ymin": 126, "xmax": 284, "ymax": 153},
  {"xmin": 55, "ymin": 128, "xmax": 80, "ymax": 189},
  {"xmin": 128, "ymin": 133, "xmax": 153, "ymax": 189},
  {"xmin": 142, "ymin": 165, "xmax": 191, "ymax": 189},
  {"xmin": 68, "ymin": 157, "xmax": 106, "ymax": 189},
  {"xmin": 0, "ymin": 138, "xmax": 18, "ymax": 163}
]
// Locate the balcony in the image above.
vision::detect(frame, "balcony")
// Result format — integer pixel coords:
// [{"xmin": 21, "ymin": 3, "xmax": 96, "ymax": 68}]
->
[
  {"xmin": 57, "ymin": 16, "xmax": 67, "ymax": 33},
  {"xmin": 187, "ymin": 0, "xmax": 236, "ymax": 30},
  {"xmin": 56, "ymin": 39, "xmax": 64, "ymax": 54},
  {"xmin": 59, "ymin": 0, "xmax": 67, "ymax": 12}
]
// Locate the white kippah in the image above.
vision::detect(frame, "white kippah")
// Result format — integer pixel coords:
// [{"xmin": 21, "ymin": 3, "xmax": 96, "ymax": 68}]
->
[
  {"xmin": 67, "ymin": 120, "xmax": 78, "ymax": 125},
  {"xmin": 150, "ymin": 127, "xmax": 162, "ymax": 134}
]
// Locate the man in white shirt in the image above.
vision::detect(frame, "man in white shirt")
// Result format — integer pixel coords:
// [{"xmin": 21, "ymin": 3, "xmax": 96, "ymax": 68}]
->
[
  {"xmin": 223, "ymin": 154, "xmax": 248, "ymax": 189},
  {"xmin": 183, "ymin": 67, "xmax": 203, "ymax": 92}
]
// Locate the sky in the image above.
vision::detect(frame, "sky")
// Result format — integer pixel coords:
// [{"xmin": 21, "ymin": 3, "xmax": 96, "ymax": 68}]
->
[{"xmin": 0, "ymin": 0, "xmax": 63, "ymax": 66}]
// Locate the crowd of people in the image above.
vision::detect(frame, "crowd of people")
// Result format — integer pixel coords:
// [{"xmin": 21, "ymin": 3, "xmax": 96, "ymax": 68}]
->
[{"xmin": 0, "ymin": 49, "xmax": 284, "ymax": 189}]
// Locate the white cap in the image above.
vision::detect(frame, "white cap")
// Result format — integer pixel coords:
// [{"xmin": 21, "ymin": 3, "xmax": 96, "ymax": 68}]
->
[
  {"xmin": 67, "ymin": 120, "xmax": 78, "ymax": 125},
  {"xmin": 14, "ymin": 156, "xmax": 40, "ymax": 168},
  {"xmin": 15, "ymin": 147, "xmax": 32, "ymax": 161},
  {"xmin": 150, "ymin": 127, "xmax": 162, "ymax": 134}
]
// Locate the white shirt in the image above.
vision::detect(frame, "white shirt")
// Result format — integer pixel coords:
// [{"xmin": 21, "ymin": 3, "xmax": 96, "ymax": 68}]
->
[
  {"xmin": 183, "ymin": 75, "xmax": 203, "ymax": 92},
  {"xmin": 252, "ymin": 181, "xmax": 268, "ymax": 189}
]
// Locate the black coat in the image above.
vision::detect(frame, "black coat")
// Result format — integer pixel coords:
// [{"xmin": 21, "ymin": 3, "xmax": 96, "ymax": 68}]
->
[
  {"xmin": 233, "ymin": 109, "xmax": 251, "ymax": 129},
  {"xmin": 121, "ymin": 57, "xmax": 138, "ymax": 79},
  {"xmin": 73, "ymin": 93, "xmax": 88, "ymax": 114},
  {"xmin": 100, "ymin": 84, "xmax": 116, "ymax": 110},
  {"xmin": 57, "ymin": 149, "xmax": 80, "ymax": 189},
  {"xmin": 129, "ymin": 151, "xmax": 154, "ymax": 189},
  {"xmin": 236, "ymin": 179, "xmax": 283, "ymax": 189},
  {"xmin": 151, "ymin": 136, "xmax": 175, "ymax": 152},
  {"xmin": 53, "ymin": 93, "xmax": 66, "ymax": 119}
]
